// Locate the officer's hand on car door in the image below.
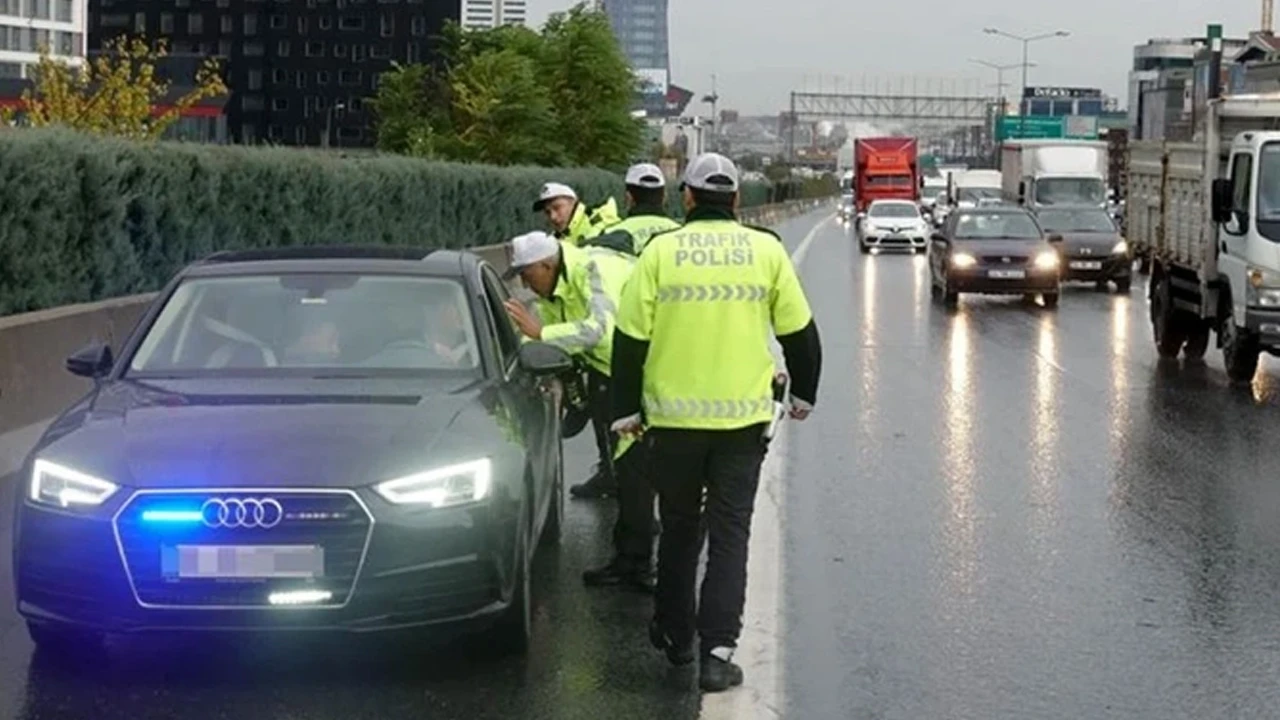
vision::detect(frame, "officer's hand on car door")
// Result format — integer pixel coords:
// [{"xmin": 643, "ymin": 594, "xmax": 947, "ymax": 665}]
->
[{"xmin": 503, "ymin": 299, "xmax": 542, "ymax": 340}]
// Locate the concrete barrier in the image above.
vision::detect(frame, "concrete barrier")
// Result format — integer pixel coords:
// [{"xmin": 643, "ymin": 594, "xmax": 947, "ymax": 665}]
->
[{"xmin": 0, "ymin": 198, "xmax": 829, "ymax": 475}]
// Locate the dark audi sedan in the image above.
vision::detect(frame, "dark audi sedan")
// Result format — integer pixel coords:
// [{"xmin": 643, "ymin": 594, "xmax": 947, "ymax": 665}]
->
[
  {"xmin": 13, "ymin": 247, "xmax": 571, "ymax": 657},
  {"xmin": 929, "ymin": 207, "xmax": 1063, "ymax": 308},
  {"xmin": 1033, "ymin": 205, "xmax": 1131, "ymax": 293}
]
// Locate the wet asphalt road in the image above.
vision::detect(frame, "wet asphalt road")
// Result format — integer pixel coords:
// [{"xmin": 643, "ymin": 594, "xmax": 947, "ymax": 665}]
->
[
  {"xmin": 783, "ymin": 215, "xmax": 1280, "ymax": 718},
  {"xmin": 6, "ymin": 208, "xmax": 1280, "ymax": 719}
]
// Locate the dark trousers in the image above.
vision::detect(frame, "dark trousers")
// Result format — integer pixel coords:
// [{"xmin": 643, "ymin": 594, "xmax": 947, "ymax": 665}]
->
[
  {"xmin": 612, "ymin": 439, "xmax": 656, "ymax": 566},
  {"xmin": 648, "ymin": 424, "xmax": 767, "ymax": 651},
  {"xmin": 586, "ymin": 367, "xmax": 615, "ymax": 482}
]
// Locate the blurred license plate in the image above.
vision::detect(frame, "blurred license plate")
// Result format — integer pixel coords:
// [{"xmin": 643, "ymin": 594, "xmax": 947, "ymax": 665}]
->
[
  {"xmin": 1070, "ymin": 260, "xmax": 1103, "ymax": 270},
  {"xmin": 988, "ymin": 269, "xmax": 1026, "ymax": 279},
  {"xmin": 162, "ymin": 545, "xmax": 324, "ymax": 579}
]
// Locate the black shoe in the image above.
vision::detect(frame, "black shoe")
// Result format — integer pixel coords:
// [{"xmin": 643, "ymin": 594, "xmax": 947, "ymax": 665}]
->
[
  {"xmin": 583, "ymin": 559, "xmax": 655, "ymax": 593},
  {"xmin": 648, "ymin": 620, "xmax": 695, "ymax": 667},
  {"xmin": 570, "ymin": 473, "xmax": 617, "ymax": 499},
  {"xmin": 699, "ymin": 650, "xmax": 745, "ymax": 693}
]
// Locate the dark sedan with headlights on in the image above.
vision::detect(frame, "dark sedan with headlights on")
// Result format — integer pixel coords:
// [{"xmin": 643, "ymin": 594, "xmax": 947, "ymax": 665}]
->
[
  {"xmin": 1032, "ymin": 205, "xmax": 1132, "ymax": 293},
  {"xmin": 929, "ymin": 207, "xmax": 1063, "ymax": 309},
  {"xmin": 13, "ymin": 246, "xmax": 573, "ymax": 658}
]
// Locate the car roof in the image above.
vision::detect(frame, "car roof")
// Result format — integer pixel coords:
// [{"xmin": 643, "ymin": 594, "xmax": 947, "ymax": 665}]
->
[{"xmin": 181, "ymin": 246, "xmax": 476, "ymax": 279}]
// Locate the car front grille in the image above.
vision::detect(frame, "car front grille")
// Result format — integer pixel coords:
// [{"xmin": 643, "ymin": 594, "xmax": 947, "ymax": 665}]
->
[
  {"xmin": 113, "ymin": 490, "xmax": 373, "ymax": 609},
  {"xmin": 980, "ymin": 255, "xmax": 1030, "ymax": 266}
]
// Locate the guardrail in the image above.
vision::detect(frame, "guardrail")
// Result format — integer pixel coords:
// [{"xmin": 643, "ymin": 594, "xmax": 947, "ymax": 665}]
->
[{"xmin": 0, "ymin": 197, "xmax": 831, "ymax": 473}]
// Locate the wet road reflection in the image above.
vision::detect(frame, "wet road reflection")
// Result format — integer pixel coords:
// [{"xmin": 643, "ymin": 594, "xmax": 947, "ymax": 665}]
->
[{"xmin": 784, "ymin": 219, "xmax": 1280, "ymax": 719}]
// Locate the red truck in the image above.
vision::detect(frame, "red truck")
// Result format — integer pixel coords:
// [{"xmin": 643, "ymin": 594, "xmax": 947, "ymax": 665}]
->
[{"xmin": 853, "ymin": 137, "xmax": 920, "ymax": 213}]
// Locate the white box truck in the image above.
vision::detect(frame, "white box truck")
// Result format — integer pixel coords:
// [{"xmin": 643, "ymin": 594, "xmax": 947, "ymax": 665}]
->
[
  {"xmin": 1002, "ymin": 139, "xmax": 1109, "ymax": 208},
  {"xmin": 1127, "ymin": 92, "xmax": 1280, "ymax": 380}
]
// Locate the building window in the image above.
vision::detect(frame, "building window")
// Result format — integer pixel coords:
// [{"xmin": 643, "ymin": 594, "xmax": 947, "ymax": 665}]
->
[
  {"xmin": 339, "ymin": 69, "xmax": 360, "ymax": 85},
  {"xmin": 339, "ymin": 16, "xmax": 363, "ymax": 30},
  {"xmin": 319, "ymin": 16, "xmax": 332, "ymax": 29},
  {"xmin": 351, "ymin": 44, "xmax": 365, "ymax": 61},
  {"xmin": 272, "ymin": 98, "xmax": 288, "ymax": 111},
  {"xmin": 241, "ymin": 123, "xmax": 256, "ymax": 143},
  {"xmin": 269, "ymin": 14, "xmax": 285, "ymax": 29},
  {"xmin": 220, "ymin": 16, "xmax": 232, "ymax": 32},
  {"xmin": 295, "ymin": 126, "xmax": 306, "ymax": 144},
  {"xmin": 56, "ymin": 31, "xmax": 72, "ymax": 55},
  {"xmin": 100, "ymin": 13, "xmax": 130, "ymax": 27},
  {"xmin": 175, "ymin": 0, "xmax": 189, "ymax": 7},
  {"xmin": 272, "ymin": 68, "xmax": 286, "ymax": 83},
  {"xmin": 159, "ymin": 13, "xmax": 174, "ymax": 33},
  {"xmin": 337, "ymin": 127, "xmax": 361, "ymax": 142},
  {"xmin": 406, "ymin": 41, "xmax": 420, "ymax": 63},
  {"xmin": 0, "ymin": 61, "xmax": 21, "ymax": 78},
  {"xmin": 380, "ymin": 13, "xmax": 393, "ymax": 35},
  {"xmin": 217, "ymin": 0, "xmax": 229, "ymax": 7},
  {"xmin": 316, "ymin": 70, "xmax": 330, "ymax": 84},
  {"xmin": 267, "ymin": 125, "xmax": 283, "ymax": 142},
  {"xmin": 295, "ymin": 72, "xmax": 306, "ymax": 88},
  {"xmin": 173, "ymin": 40, "xmax": 193, "ymax": 53},
  {"xmin": 56, "ymin": 0, "xmax": 71, "ymax": 22},
  {"xmin": 333, "ymin": 43, "xmax": 347, "ymax": 57},
  {"xmin": 241, "ymin": 94, "xmax": 264, "ymax": 111},
  {"xmin": 244, "ymin": 40, "xmax": 264, "ymax": 56},
  {"xmin": 411, "ymin": 16, "xmax": 425, "ymax": 35},
  {"xmin": 188, "ymin": 13, "xmax": 203, "ymax": 33},
  {"xmin": 244, "ymin": 13, "xmax": 258, "ymax": 34},
  {"xmin": 306, "ymin": 41, "xmax": 323, "ymax": 56},
  {"xmin": 133, "ymin": 12, "xmax": 146, "ymax": 33},
  {"xmin": 247, "ymin": 69, "xmax": 262, "ymax": 89},
  {"xmin": 218, "ymin": 39, "xmax": 232, "ymax": 56},
  {"xmin": 370, "ymin": 44, "xmax": 389, "ymax": 59},
  {"xmin": 277, "ymin": 40, "xmax": 289, "ymax": 55},
  {"xmin": 297, "ymin": 16, "xmax": 308, "ymax": 33},
  {"xmin": 349, "ymin": 97, "xmax": 364, "ymax": 112},
  {"xmin": 33, "ymin": 0, "xmax": 49, "ymax": 19}
]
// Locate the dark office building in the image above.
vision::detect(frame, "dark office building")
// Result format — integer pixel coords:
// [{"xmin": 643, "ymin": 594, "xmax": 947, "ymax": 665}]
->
[{"xmin": 87, "ymin": 0, "xmax": 459, "ymax": 146}]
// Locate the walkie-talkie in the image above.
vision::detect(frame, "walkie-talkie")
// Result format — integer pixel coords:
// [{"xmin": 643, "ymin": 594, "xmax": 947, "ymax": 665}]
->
[{"xmin": 763, "ymin": 372, "xmax": 789, "ymax": 442}]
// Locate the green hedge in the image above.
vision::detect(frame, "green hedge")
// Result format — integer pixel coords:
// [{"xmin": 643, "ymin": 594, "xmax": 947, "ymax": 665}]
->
[{"xmin": 0, "ymin": 129, "xmax": 622, "ymax": 316}]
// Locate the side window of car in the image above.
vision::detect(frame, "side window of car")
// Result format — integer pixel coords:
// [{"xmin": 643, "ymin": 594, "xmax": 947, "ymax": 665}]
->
[{"xmin": 480, "ymin": 267, "xmax": 520, "ymax": 367}]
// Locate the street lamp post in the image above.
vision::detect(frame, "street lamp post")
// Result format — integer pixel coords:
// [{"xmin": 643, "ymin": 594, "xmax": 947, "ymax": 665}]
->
[
  {"xmin": 982, "ymin": 27, "xmax": 1069, "ymax": 137},
  {"xmin": 970, "ymin": 59, "xmax": 1034, "ymax": 156},
  {"xmin": 323, "ymin": 101, "xmax": 346, "ymax": 149}
]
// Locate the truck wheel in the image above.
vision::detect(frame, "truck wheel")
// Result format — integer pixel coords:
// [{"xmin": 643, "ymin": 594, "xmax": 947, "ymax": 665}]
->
[
  {"xmin": 1151, "ymin": 276, "xmax": 1187, "ymax": 358},
  {"xmin": 1221, "ymin": 319, "xmax": 1261, "ymax": 383},
  {"xmin": 1137, "ymin": 254, "xmax": 1152, "ymax": 276},
  {"xmin": 1183, "ymin": 324, "xmax": 1211, "ymax": 361},
  {"xmin": 1041, "ymin": 292, "xmax": 1060, "ymax": 309},
  {"xmin": 943, "ymin": 286, "xmax": 959, "ymax": 308}
]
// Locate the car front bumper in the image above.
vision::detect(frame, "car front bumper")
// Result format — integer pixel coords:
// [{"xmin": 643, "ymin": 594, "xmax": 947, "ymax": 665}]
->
[
  {"xmin": 1245, "ymin": 307, "xmax": 1280, "ymax": 348},
  {"xmin": 862, "ymin": 233, "xmax": 927, "ymax": 251},
  {"xmin": 1061, "ymin": 254, "xmax": 1131, "ymax": 282},
  {"xmin": 15, "ymin": 487, "xmax": 518, "ymax": 635},
  {"xmin": 947, "ymin": 266, "xmax": 1060, "ymax": 294}
]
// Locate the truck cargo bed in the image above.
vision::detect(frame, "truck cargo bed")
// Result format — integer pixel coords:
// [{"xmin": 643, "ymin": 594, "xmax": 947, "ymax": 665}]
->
[{"xmin": 1126, "ymin": 141, "xmax": 1210, "ymax": 271}]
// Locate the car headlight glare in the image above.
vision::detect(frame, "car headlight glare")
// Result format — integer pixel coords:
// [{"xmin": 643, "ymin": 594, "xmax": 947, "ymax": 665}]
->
[
  {"xmin": 1112, "ymin": 240, "xmax": 1128, "ymax": 255},
  {"xmin": 951, "ymin": 253, "xmax": 977, "ymax": 268},
  {"xmin": 1033, "ymin": 251, "xmax": 1060, "ymax": 270},
  {"xmin": 29, "ymin": 459, "xmax": 118, "ymax": 508},
  {"xmin": 374, "ymin": 458, "xmax": 492, "ymax": 507}
]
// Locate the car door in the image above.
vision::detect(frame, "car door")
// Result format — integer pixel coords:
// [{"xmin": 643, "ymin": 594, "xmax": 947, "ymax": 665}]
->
[
  {"xmin": 478, "ymin": 267, "xmax": 557, "ymax": 525},
  {"xmin": 1220, "ymin": 150, "xmax": 1252, "ymax": 321},
  {"xmin": 929, "ymin": 215, "xmax": 952, "ymax": 284}
]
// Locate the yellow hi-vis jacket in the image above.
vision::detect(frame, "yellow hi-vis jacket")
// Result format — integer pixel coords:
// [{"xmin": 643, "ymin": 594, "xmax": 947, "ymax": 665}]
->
[
  {"xmin": 557, "ymin": 198, "xmax": 621, "ymax": 247},
  {"xmin": 615, "ymin": 217, "xmax": 813, "ymax": 430},
  {"xmin": 532, "ymin": 242, "xmax": 634, "ymax": 376}
]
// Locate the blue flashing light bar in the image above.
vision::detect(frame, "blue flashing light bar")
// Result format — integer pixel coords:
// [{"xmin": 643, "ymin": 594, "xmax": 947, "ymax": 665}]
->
[{"xmin": 141, "ymin": 509, "xmax": 203, "ymax": 523}]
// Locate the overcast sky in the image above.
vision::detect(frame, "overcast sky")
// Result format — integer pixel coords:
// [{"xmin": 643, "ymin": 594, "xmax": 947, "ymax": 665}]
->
[{"xmin": 527, "ymin": 0, "xmax": 1260, "ymax": 115}]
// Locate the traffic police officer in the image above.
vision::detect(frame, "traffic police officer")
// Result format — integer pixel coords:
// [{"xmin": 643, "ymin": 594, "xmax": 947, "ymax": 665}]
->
[
  {"xmin": 502, "ymin": 231, "xmax": 635, "ymax": 499},
  {"xmin": 610, "ymin": 153, "xmax": 823, "ymax": 693},
  {"xmin": 533, "ymin": 182, "xmax": 620, "ymax": 247},
  {"xmin": 600, "ymin": 162, "xmax": 682, "ymax": 255}
]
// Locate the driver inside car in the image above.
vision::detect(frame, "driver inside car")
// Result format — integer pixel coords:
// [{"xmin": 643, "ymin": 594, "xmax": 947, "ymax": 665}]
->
[{"xmin": 283, "ymin": 312, "xmax": 342, "ymax": 365}]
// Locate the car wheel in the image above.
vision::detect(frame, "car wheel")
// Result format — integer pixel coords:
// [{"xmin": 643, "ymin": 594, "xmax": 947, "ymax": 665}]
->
[
  {"xmin": 540, "ymin": 444, "xmax": 564, "ymax": 548},
  {"xmin": 1095, "ymin": 280, "xmax": 1109, "ymax": 292},
  {"xmin": 1151, "ymin": 275, "xmax": 1187, "ymax": 359},
  {"xmin": 858, "ymin": 240, "xmax": 870, "ymax": 255},
  {"xmin": 491, "ymin": 529, "xmax": 533, "ymax": 655},
  {"xmin": 1222, "ymin": 318, "xmax": 1262, "ymax": 383},
  {"xmin": 1041, "ymin": 292, "xmax": 1060, "ymax": 309},
  {"xmin": 27, "ymin": 622, "xmax": 104, "ymax": 658},
  {"xmin": 943, "ymin": 285, "xmax": 959, "ymax": 308},
  {"xmin": 1114, "ymin": 277, "xmax": 1132, "ymax": 293}
]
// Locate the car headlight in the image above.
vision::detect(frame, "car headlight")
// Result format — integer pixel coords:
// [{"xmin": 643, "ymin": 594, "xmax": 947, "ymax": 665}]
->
[
  {"xmin": 1033, "ymin": 251, "xmax": 1060, "ymax": 270},
  {"xmin": 1112, "ymin": 240, "xmax": 1128, "ymax": 255},
  {"xmin": 29, "ymin": 459, "xmax": 119, "ymax": 508},
  {"xmin": 374, "ymin": 458, "xmax": 492, "ymax": 507},
  {"xmin": 951, "ymin": 253, "xmax": 977, "ymax": 268}
]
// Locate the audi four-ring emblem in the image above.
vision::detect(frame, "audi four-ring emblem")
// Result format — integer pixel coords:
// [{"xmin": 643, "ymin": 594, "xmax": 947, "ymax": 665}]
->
[{"xmin": 200, "ymin": 498, "xmax": 284, "ymax": 529}]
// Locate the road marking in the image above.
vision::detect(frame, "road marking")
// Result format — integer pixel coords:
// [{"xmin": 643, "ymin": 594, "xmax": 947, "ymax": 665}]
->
[{"xmin": 701, "ymin": 211, "xmax": 832, "ymax": 719}]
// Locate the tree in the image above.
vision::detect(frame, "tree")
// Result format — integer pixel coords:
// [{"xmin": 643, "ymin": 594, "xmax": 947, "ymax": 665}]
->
[
  {"xmin": 0, "ymin": 36, "xmax": 227, "ymax": 140},
  {"xmin": 371, "ymin": 3, "xmax": 642, "ymax": 168}
]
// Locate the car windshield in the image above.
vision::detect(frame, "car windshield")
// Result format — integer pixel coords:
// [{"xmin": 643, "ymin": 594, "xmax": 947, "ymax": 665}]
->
[
  {"xmin": 869, "ymin": 203, "xmax": 919, "ymax": 219},
  {"xmin": 1257, "ymin": 143, "xmax": 1280, "ymax": 222},
  {"xmin": 127, "ymin": 273, "xmax": 481, "ymax": 378},
  {"xmin": 958, "ymin": 188, "xmax": 1001, "ymax": 203},
  {"xmin": 1036, "ymin": 209, "xmax": 1116, "ymax": 233},
  {"xmin": 1034, "ymin": 177, "xmax": 1106, "ymax": 206},
  {"xmin": 954, "ymin": 212, "xmax": 1042, "ymax": 240}
]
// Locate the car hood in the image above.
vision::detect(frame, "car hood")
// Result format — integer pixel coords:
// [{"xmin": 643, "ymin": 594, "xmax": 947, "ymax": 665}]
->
[
  {"xmin": 1054, "ymin": 231, "xmax": 1122, "ymax": 254},
  {"xmin": 34, "ymin": 377, "xmax": 521, "ymax": 490},
  {"xmin": 952, "ymin": 239, "xmax": 1052, "ymax": 255},
  {"xmin": 865, "ymin": 218, "xmax": 926, "ymax": 232}
]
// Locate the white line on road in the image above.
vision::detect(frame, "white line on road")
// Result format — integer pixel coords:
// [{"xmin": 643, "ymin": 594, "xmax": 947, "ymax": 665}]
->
[{"xmin": 700, "ymin": 212, "xmax": 833, "ymax": 719}]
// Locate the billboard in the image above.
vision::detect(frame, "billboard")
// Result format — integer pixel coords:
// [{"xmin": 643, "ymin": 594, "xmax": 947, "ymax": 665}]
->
[
  {"xmin": 636, "ymin": 68, "xmax": 669, "ymax": 97},
  {"xmin": 997, "ymin": 115, "xmax": 1099, "ymax": 140},
  {"xmin": 1023, "ymin": 86, "xmax": 1104, "ymax": 99}
]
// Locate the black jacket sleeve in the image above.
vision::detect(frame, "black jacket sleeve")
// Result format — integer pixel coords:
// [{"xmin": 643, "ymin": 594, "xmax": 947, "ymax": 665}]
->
[
  {"xmin": 610, "ymin": 328, "xmax": 649, "ymax": 422},
  {"xmin": 777, "ymin": 319, "xmax": 822, "ymax": 406}
]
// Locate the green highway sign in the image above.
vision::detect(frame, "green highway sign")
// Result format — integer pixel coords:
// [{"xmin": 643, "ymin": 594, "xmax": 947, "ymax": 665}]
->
[{"xmin": 997, "ymin": 115, "xmax": 1064, "ymax": 140}]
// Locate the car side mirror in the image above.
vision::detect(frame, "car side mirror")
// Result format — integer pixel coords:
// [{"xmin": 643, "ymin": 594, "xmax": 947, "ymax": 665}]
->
[
  {"xmin": 1047, "ymin": 233, "xmax": 1064, "ymax": 244},
  {"xmin": 66, "ymin": 342, "xmax": 113, "ymax": 379},
  {"xmin": 1211, "ymin": 178, "xmax": 1233, "ymax": 224},
  {"xmin": 518, "ymin": 342, "xmax": 575, "ymax": 376}
]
